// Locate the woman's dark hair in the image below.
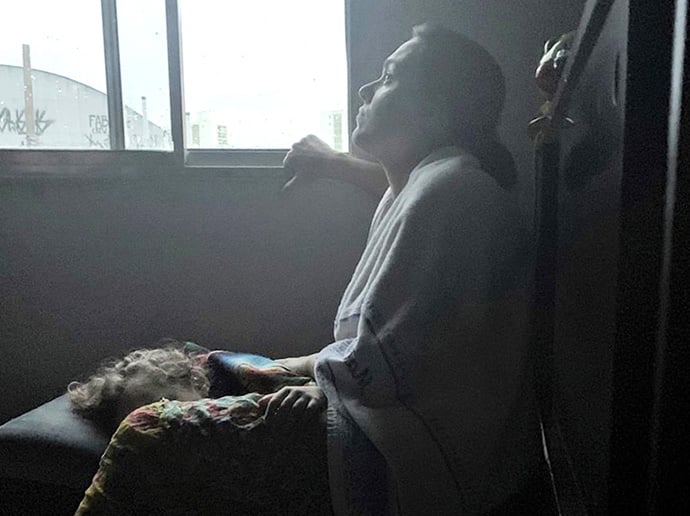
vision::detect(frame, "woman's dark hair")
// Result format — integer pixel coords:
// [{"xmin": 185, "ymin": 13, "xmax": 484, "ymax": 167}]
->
[{"xmin": 412, "ymin": 23, "xmax": 516, "ymax": 188}]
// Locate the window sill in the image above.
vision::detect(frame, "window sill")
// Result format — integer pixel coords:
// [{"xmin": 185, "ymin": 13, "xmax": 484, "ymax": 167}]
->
[
  {"xmin": 184, "ymin": 149, "xmax": 288, "ymax": 168},
  {"xmin": 0, "ymin": 149, "xmax": 289, "ymax": 182}
]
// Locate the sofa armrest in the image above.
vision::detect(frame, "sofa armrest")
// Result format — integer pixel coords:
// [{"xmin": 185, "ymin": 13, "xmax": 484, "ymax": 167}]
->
[{"xmin": 0, "ymin": 394, "xmax": 110, "ymax": 489}]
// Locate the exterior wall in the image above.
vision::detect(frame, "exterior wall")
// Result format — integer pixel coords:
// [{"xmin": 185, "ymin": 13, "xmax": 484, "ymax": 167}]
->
[
  {"xmin": 0, "ymin": 65, "xmax": 171, "ymax": 150},
  {"xmin": 184, "ymin": 109, "xmax": 347, "ymax": 151}
]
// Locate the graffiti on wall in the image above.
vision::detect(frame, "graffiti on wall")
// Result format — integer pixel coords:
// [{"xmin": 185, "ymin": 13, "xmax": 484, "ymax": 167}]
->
[
  {"xmin": 89, "ymin": 114, "xmax": 109, "ymax": 134},
  {"xmin": 0, "ymin": 108, "xmax": 54, "ymax": 135},
  {"xmin": 85, "ymin": 113, "xmax": 109, "ymax": 147},
  {"xmin": 0, "ymin": 105, "xmax": 169, "ymax": 149},
  {"xmin": 84, "ymin": 133, "xmax": 109, "ymax": 148}
]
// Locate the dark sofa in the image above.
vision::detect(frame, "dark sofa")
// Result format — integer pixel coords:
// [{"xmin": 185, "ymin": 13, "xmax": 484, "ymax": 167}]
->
[{"xmin": 0, "ymin": 395, "xmax": 110, "ymax": 515}]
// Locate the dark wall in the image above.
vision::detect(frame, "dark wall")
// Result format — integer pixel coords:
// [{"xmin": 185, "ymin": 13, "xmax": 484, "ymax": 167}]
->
[
  {"xmin": 0, "ymin": 167, "xmax": 377, "ymax": 423},
  {"xmin": 0, "ymin": 0, "xmax": 586, "ymax": 424}
]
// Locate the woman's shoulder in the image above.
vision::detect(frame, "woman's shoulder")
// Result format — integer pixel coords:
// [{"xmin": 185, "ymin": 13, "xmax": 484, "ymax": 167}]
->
[{"xmin": 406, "ymin": 147, "xmax": 519, "ymax": 219}]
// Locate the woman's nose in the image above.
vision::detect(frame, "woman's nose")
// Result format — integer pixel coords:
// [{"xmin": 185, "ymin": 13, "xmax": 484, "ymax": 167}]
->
[{"xmin": 358, "ymin": 80, "xmax": 376, "ymax": 103}]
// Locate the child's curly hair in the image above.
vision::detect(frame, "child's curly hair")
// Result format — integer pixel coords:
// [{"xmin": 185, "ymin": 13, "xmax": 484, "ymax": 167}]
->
[{"xmin": 67, "ymin": 339, "xmax": 209, "ymax": 428}]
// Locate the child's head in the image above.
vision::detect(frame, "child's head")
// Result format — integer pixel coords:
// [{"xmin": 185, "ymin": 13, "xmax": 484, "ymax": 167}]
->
[{"xmin": 68, "ymin": 341, "xmax": 209, "ymax": 430}]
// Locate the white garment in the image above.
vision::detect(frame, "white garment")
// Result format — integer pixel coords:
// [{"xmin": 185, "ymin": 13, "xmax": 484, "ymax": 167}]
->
[{"xmin": 315, "ymin": 146, "xmax": 542, "ymax": 515}]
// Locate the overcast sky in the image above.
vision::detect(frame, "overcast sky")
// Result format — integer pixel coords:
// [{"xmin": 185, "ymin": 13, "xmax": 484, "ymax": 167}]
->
[{"xmin": 1, "ymin": 0, "xmax": 347, "ymax": 146}]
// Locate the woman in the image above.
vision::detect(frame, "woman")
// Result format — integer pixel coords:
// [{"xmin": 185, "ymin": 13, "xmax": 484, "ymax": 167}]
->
[{"xmin": 264, "ymin": 24, "xmax": 545, "ymax": 514}]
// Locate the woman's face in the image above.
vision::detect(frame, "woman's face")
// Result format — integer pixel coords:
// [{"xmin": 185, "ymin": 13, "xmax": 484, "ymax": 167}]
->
[{"xmin": 352, "ymin": 37, "xmax": 433, "ymax": 160}]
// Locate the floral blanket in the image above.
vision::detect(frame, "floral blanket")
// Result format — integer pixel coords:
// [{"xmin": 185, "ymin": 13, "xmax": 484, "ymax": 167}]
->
[
  {"xmin": 75, "ymin": 351, "xmax": 331, "ymax": 515},
  {"xmin": 196, "ymin": 349, "xmax": 313, "ymax": 397}
]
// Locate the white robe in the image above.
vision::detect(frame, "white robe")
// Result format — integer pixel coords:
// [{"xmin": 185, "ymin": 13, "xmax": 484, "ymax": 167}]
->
[{"xmin": 315, "ymin": 146, "xmax": 543, "ymax": 515}]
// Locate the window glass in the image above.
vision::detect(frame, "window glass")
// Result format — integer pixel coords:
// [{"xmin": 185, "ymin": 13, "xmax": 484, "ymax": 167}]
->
[
  {"xmin": 179, "ymin": 0, "xmax": 349, "ymax": 151},
  {"xmin": 117, "ymin": 0, "xmax": 173, "ymax": 150},
  {"xmin": 0, "ymin": 0, "xmax": 108, "ymax": 149}
]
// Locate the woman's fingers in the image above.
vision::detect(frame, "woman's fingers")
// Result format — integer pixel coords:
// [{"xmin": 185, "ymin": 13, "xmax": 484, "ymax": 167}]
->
[
  {"xmin": 290, "ymin": 396, "xmax": 309, "ymax": 418},
  {"xmin": 262, "ymin": 387, "xmax": 302, "ymax": 423},
  {"xmin": 280, "ymin": 390, "xmax": 301, "ymax": 411},
  {"xmin": 306, "ymin": 396, "xmax": 324, "ymax": 414},
  {"xmin": 261, "ymin": 386, "xmax": 326, "ymax": 426},
  {"xmin": 261, "ymin": 388, "xmax": 290, "ymax": 419}
]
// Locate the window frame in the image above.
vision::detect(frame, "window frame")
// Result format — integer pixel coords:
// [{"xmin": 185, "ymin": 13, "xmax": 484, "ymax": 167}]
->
[
  {"xmin": 102, "ymin": 0, "xmax": 126, "ymax": 151},
  {"xmin": 0, "ymin": 0, "xmax": 350, "ymax": 173}
]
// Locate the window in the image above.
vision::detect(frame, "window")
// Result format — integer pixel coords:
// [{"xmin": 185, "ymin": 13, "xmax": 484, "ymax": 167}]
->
[
  {"xmin": 117, "ymin": 0, "xmax": 173, "ymax": 150},
  {"xmin": 0, "ymin": 0, "xmax": 107, "ymax": 149},
  {"xmin": 0, "ymin": 0, "xmax": 349, "ymax": 168},
  {"xmin": 178, "ymin": 0, "xmax": 348, "ymax": 153}
]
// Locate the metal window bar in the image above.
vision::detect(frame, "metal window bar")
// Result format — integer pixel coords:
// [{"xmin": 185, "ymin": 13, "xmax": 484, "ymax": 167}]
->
[
  {"xmin": 100, "ymin": 0, "xmax": 125, "ymax": 150},
  {"xmin": 165, "ymin": 0, "xmax": 186, "ymax": 162}
]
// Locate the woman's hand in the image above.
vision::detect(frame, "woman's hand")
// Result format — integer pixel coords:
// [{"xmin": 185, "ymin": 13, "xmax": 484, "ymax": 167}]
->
[
  {"xmin": 258, "ymin": 384, "xmax": 326, "ymax": 426},
  {"xmin": 282, "ymin": 135, "xmax": 340, "ymax": 191}
]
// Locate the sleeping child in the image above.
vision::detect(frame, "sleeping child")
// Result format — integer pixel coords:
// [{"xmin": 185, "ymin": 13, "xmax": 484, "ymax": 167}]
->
[
  {"xmin": 67, "ymin": 339, "xmax": 313, "ymax": 432},
  {"xmin": 68, "ymin": 340, "xmax": 331, "ymax": 514}
]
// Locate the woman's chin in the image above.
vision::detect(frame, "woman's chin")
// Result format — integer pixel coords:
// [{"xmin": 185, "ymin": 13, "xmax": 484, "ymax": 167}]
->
[{"xmin": 351, "ymin": 128, "xmax": 373, "ymax": 154}]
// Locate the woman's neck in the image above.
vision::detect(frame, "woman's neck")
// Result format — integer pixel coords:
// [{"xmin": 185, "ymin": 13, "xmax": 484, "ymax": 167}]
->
[{"xmin": 380, "ymin": 144, "xmax": 439, "ymax": 196}]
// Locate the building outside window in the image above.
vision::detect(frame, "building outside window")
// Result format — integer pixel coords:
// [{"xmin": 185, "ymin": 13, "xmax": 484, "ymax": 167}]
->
[
  {"xmin": 0, "ymin": 0, "xmax": 348, "ymax": 160},
  {"xmin": 217, "ymin": 125, "xmax": 228, "ymax": 146}
]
